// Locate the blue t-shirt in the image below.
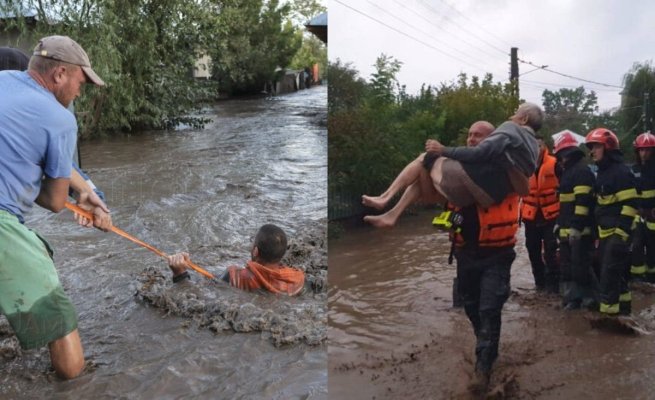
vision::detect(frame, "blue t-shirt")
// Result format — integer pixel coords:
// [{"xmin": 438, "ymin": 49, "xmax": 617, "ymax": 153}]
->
[{"xmin": 0, "ymin": 70, "xmax": 76, "ymax": 222}]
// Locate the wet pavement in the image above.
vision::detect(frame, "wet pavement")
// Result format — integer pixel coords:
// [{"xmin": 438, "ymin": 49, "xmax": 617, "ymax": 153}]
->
[
  {"xmin": 329, "ymin": 209, "xmax": 655, "ymax": 399},
  {"xmin": 0, "ymin": 86, "xmax": 327, "ymax": 399}
]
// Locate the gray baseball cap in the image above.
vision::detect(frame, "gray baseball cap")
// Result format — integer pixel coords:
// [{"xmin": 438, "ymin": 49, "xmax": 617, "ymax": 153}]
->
[{"xmin": 33, "ymin": 35, "xmax": 105, "ymax": 86}]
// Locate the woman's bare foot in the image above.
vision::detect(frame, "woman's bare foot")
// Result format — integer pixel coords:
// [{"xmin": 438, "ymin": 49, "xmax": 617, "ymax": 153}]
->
[
  {"xmin": 363, "ymin": 213, "xmax": 397, "ymax": 228},
  {"xmin": 362, "ymin": 195, "xmax": 389, "ymax": 210}
]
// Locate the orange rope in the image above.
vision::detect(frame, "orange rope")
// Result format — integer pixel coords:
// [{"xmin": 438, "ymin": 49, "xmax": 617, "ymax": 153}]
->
[{"xmin": 64, "ymin": 202, "xmax": 215, "ymax": 280}]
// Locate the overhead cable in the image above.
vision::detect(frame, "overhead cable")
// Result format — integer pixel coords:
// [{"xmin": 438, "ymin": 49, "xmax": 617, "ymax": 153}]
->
[
  {"xmin": 418, "ymin": 0, "xmax": 509, "ymax": 57},
  {"xmin": 436, "ymin": 0, "xmax": 515, "ymax": 50},
  {"xmin": 518, "ymin": 58, "xmax": 623, "ymax": 89},
  {"xmin": 366, "ymin": 0, "xmax": 486, "ymax": 68},
  {"xmin": 391, "ymin": 0, "xmax": 508, "ymax": 64},
  {"xmin": 333, "ymin": 0, "xmax": 491, "ymax": 75}
]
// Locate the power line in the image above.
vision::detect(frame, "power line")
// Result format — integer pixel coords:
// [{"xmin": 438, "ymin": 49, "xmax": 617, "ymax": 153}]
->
[
  {"xmin": 333, "ymin": 0, "xmax": 491, "ymax": 75},
  {"xmin": 365, "ymin": 0, "xmax": 485, "ymax": 68},
  {"xmin": 521, "ymin": 79, "xmax": 623, "ymax": 92},
  {"xmin": 436, "ymin": 0, "xmax": 514, "ymax": 50},
  {"xmin": 518, "ymin": 58, "xmax": 624, "ymax": 89},
  {"xmin": 418, "ymin": 0, "xmax": 509, "ymax": 57},
  {"xmin": 390, "ymin": 0, "xmax": 508, "ymax": 65}
]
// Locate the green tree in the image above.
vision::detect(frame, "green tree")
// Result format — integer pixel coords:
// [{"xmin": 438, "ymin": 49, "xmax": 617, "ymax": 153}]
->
[
  {"xmin": 369, "ymin": 53, "xmax": 402, "ymax": 105},
  {"xmin": 540, "ymin": 86, "xmax": 598, "ymax": 136},
  {"xmin": 289, "ymin": 0, "xmax": 325, "ymax": 25},
  {"xmin": 1, "ymin": 0, "xmax": 303, "ymax": 136},
  {"xmin": 289, "ymin": 33, "xmax": 326, "ymax": 78},
  {"xmin": 436, "ymin": 73, "xmax": 518, "ymax": 145},
  {"xmin": 328, "ymin": 60, "xmax": 367, "ymax": 114},
  {"xmin": 620, "ymin": 61, "xmax": 655, "ymax": 139},
  {"xmin": 288, "ymin": 0, "xmax": 326, "ymax": 77},
  {"xmin": 207, "ymin": 0, "xmax": 301, "ymax": 95}
]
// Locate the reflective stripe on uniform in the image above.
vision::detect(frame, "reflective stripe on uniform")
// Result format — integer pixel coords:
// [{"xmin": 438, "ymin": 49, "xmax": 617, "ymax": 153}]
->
[
  {"xmin": 642, "ymin": 189, "xmax": 655, "ymax": 199},
  {"xmin": 620, "ymin": 205, "xmax": 638, "ymax": 218},
  {"xmin": 598, "ymin": 227, "xmax": 629, "ymax": 239},
  {"xmin": 619, "ymin": 292, "xmax": 632, "ymax": 302},
  {"xmin": 559, "ymin": 227, "xmax": 592, "ymax": 238},
  {"xmin": 573, "ymin": 185, "xmax": 592, "ymax": 195},
  {"xmin": 600, "ymin": 302, "xmax": 620, "ymax": 314},
  {"xmin": 597, "ymin": 188, "xmax": 639, "ymax": 205},
  {"xmin": 631, "ymin": 264, "xmax": 647, "ymax": 275},
  {"xmin": 559, "ymin": 193, "xmax": 575, "ymax": 202},
  {"xmin": 575, "ymin": 205, "xmax": 590, "ymax": 216}
]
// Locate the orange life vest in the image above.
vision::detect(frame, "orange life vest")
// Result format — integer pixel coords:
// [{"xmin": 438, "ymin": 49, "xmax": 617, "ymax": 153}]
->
[
  {"xmin": 227, "ymin": 260, "xmax": 305, "ymax": 296},
  {"xmin": 450, "ymin": 194, "xmax": 520, "ymax": 248},
  {"xmin": 521, "ymin": 150, "xmax": 560, "ymax": 221}
]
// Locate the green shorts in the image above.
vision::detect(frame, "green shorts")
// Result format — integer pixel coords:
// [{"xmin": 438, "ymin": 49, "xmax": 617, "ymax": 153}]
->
[{"xmin": 0, "ymin": 210, "xmax": 78, "ymax": 350}]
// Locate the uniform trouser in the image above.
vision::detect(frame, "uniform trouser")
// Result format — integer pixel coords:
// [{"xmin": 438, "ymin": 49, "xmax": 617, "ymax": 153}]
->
[
  {"xmin": 598, "ymin": 235, "xmax": 631, "ymax": 314},
  {"xmin": 524, "ymin": 219, "xmax": 559, "ymax": 290},
  {"xmin": 456, "ymin": 247, "xmax": 515, "ymax": 374},
  {"xmin": 646, "ymin": 226, "xmax": 655, "ymax": 281},
  {"xmin": 631, "ymin": 221, "xmax": 655, "ymax": 280},
  {"xmin": 559, "ymin": 235, "xmax": 597, "ymax": 304},
  {"xmin": 631, "ymin": 222, "xmax": 648, "ymax": 278}
]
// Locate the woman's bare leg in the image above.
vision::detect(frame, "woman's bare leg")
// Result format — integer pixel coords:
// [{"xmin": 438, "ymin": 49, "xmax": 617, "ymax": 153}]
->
[
  {"xmin": 362, "ymin": 153, "xmax": 427, "ymax": 210},
  {"xmin": 364, "ymin": 166, "xmax": 444, "ymax": 228}
]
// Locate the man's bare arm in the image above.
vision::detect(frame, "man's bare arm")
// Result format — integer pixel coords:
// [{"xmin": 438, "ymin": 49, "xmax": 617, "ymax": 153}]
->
[{"xmin": 35, "ymin": 177, "xmax": 70, "ymax": 212}]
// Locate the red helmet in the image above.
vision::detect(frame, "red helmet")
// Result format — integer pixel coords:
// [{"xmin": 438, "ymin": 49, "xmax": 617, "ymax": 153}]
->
[
  {"xmin": 634, "ymin": 132, "xmax": 655, "ymax": 149},
  {"xmin": 553, "ymin": 131, "xmax": 580, "ymax": 154},
  {"xmin": 585, "ymin": 128, "xmax": 619, "ymax": 150}
]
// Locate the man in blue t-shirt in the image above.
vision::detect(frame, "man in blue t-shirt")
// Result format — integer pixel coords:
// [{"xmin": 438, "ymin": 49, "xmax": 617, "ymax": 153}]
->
[
  {"xmin": 0, "ymin": 46, "xmax": 107, "ymax": 213},
  {"xmin": 0, "ymin": 35, "xmax": 111, "ymax": 380}
]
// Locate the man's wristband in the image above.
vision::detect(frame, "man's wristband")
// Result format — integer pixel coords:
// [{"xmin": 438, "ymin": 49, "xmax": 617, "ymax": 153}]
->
[{"xmin": 172, "ymin": 271, "xmax": 191, "ymax": 283}]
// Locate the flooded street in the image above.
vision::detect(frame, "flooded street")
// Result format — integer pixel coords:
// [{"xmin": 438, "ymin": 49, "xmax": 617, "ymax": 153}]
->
[
  {"xmin": 0, "ymin": 86, "xmax": 326, "ymax": 399},
  {"xmin": 329, "ymin": 209, "xmax": 655, "ymax": 399}
]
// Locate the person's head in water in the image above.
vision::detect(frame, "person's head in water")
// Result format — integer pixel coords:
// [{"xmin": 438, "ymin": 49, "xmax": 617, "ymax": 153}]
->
[
  {"xmin": 466, "ymin": 121, "xmax": 495, "ymax": 147},
  {"xmin": 510, "ymin": 102, "xmax": 544, "ymax": 132},
  {"xmin": 0, "ymin": 47, "xmax": 29, "ymax": 71},
  {"xmin": 252, "ymin": 224, "xmax": 288, "ymax": 264}
]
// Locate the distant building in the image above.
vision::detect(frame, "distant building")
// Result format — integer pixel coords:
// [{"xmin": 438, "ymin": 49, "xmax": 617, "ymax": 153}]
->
[
  {"xmin": 305, "ymin": 12, "xmax": 327, "ymax": 44},
  {"xmin": 0, "ymin": 4, "xmax": 39, "ymax": 53},
  {"xmin": 194, "ymin": 52, "xmax": 211, "ymax": 79}
]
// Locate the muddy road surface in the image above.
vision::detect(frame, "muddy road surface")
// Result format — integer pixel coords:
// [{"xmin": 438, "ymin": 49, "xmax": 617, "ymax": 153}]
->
[
  {"xmin": 329, "ymin": 209, "xmax": 655, "ymax": 399},
  {"xmin": 0, "ymin": 86, "xmax": 327, "ymax": 399}
]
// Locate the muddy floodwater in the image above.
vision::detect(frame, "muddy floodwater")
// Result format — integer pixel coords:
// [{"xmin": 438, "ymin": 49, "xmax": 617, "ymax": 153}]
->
[
  {"xmin": 329, "ymin": 209, "xmax": 655, "ymax": 399},
  {"xmin": 0, "ymin": 86, "xmax": 327, "ymax": 399}
]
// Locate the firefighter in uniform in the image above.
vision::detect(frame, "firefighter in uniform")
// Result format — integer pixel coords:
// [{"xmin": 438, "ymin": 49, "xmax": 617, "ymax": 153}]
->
[
  {"xmin": 586, "ymin": 128, "xmax": 638, "ymax": 315},
  {"xmin": 553, "ymin": 132, "xmax": 597, "ymax": 309},
  {"xmin": 521, "ymin": 136, "xmax": 560, "ymax": 292},
  {"xmin": 630, "ymin": 132, "xmax": 655, "ymax": 282},
  {"xmin": 436, "ymin": 193, "xmax": 520, "ymax": 394}
]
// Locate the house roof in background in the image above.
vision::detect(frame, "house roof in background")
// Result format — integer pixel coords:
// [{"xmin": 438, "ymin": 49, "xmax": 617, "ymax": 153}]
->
[{"xmin": 305, "ymin": 12, "xmax": 327, "ymax": 43}]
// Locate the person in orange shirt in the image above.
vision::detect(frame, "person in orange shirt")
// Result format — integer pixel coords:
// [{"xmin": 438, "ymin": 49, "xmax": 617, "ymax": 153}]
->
[
  {"xmin": 166, "ymin": 224, "xmax": 305, "ymax": 296},
  {"xmin": 520, "ymin": 136, "xmax": 560, "ymax": 293}
]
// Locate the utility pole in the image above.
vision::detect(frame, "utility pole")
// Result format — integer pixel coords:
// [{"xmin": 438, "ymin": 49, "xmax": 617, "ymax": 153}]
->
[
  {"xmin": 510, "ymin": 47, "xmax": 519, "ymax": 100},
  {"xmin": 644, "ymin": 92, "xmax": 652, "ymax": 133}
]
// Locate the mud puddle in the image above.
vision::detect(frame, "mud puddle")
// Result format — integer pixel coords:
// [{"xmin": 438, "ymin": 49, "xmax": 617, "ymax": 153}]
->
[{"xmin": 329, "ymin": 209, "xmax": 655, "ymax": 399}]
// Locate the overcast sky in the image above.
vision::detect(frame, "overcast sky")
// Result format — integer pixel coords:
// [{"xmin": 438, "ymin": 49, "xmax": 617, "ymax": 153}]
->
[{"xmin": 329, "ymin": 0, "xmax": 655, "ymax": 112}]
